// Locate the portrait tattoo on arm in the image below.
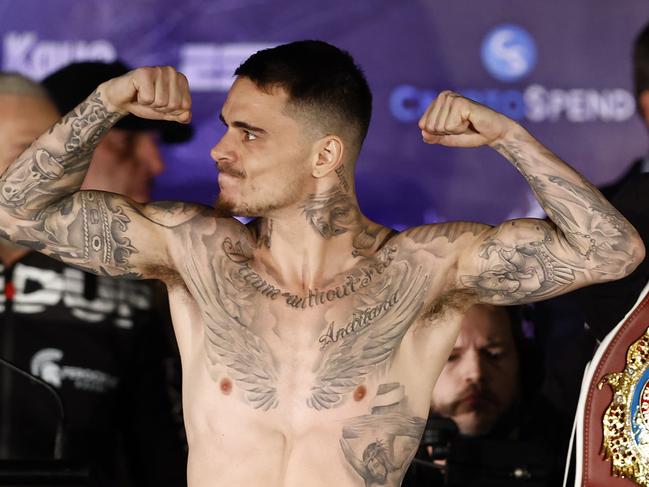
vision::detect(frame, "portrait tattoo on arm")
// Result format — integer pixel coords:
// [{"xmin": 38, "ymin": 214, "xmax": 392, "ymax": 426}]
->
[{"xmin": 459, "ymin": 222, "xmax": 576, "ymax": 304}]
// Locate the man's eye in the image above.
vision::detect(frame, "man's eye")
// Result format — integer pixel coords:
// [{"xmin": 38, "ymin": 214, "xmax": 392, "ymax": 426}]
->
[
  {"xmin": 244, "ymin": 131, "xmax": 257, "ymax": 141},
  {"xmin": 485, "ymin": 349, "xmax": 503, "ymax": 360},
  {"xmin": 447, "ymin": 354, "xmax": 459, "ymax": 362}
]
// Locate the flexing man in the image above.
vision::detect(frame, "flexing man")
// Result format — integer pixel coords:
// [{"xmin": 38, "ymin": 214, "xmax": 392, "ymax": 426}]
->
[{"xmin": 0, "ymin": 41, "xmax": 643, "ymax": 487}]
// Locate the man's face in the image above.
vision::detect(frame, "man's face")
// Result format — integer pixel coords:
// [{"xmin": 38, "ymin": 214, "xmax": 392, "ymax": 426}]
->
[
  {"xmin": 0, "ymin": 94, "xmax": 59, "ymax": 173},
  {"xmin": 366, "ymin": 456, "xmax": 388, "ymax": 482},
  {"xmin": 81, "ymin": 129, "xmax": 164, "ymax": 203},
  {"xmin": 211, "ymin": 77, "xmax": 315, "ymax": 217},
  {"xmin": 431, "ymin": 304, "xmax": 520, "ymax": 436}
]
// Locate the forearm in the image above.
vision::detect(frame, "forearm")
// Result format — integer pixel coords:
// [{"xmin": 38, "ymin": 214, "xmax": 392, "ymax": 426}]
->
[
  {"xmin": 492, "ymin": 125, "xmax": 645, "ymax": 278},
  {"xmin": 0, "ymin": 85, "xmax": 122, "ymax": 220}
]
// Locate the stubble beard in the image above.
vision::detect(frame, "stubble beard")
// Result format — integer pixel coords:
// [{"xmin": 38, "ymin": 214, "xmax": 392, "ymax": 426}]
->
[{"xmin": 214, "ymin": 177, "xmax": 304, "ymax": 218}]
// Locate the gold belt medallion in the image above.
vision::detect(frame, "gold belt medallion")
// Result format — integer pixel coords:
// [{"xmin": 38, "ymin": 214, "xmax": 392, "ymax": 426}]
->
[{"xmin": 600, "ymin": 327, "xmax": 649, "ymax": 485}]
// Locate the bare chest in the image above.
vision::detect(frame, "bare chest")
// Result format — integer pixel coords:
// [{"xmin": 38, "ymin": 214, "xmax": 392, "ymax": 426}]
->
[{"xmin": 176, "ymin": 242, "xmax": 437, "ymax": 416}]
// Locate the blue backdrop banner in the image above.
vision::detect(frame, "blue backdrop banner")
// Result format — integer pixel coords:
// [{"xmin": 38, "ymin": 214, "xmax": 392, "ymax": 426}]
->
[{"xmin": 1, "ymin": 0, "xmax": 648, "ymax": 227}]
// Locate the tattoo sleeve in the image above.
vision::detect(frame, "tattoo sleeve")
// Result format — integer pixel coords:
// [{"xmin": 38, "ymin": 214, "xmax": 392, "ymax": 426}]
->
[
  {"xmin": 458, "ymin": 127, "xmax": 644, "ymax": 305},
  {"xmin": 0, "ymin": 91, "xmax": 121, "ymax": 218},
  {"xmin": 0, "ymin": 90, "xmax": 202, "ymax": 278}
]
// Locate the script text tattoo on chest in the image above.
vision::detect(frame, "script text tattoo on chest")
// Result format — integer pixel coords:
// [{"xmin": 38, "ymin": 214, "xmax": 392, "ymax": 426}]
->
[{"xmin": 222, "ymin": 237, "xmax": 397, "ymax": 309}]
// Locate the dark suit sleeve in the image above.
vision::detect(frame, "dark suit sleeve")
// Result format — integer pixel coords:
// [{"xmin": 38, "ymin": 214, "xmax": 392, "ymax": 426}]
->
[{"xmin": 573, "ymin": 173, "xmax": 649, "ymax": 339}]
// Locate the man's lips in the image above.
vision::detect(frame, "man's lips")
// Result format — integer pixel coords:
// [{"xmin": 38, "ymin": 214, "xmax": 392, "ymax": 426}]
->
[
  {"xmin": 457, "ymin": 391, "xmax": 497, "ymax": 411},
  {"xmin": 217, "ymin": 172, "xmax": 243, "ymax": 187},
  {"xmin": 217, "ymin": 163, "xmax": 245, "ymax": 178}
]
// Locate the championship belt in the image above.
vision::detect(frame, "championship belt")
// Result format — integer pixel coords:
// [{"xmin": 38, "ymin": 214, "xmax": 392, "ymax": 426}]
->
[{"xmin": 573, "ymin": 282, "xmax": 649, "ymax": 487}]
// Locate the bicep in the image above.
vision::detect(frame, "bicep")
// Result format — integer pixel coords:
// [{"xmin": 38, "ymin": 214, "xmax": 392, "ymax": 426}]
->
[
  {"xmin": 13, "ymin": 191, "xmax": 205, "ymax": 279},
  {"xmin": 455, "ymin": 218, "xmax": 596, "ymax": 305}
]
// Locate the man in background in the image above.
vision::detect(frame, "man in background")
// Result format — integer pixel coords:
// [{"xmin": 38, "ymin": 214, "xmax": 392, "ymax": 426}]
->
[
  {"xmin": 534, "ymin": 22, "xmax": 649, "ymax": 426},
  {"xmin": 430, "ymin": 304, "xmax": 525, "ymax": 437},
  {"xmin": 569, "ymin": 22, "xmax": 649, "ymax": 335},
  {"xmin": 0, "ymin": 62, "xmax": 190, "ymax": 486},
  {"xmin": 404, "ymin": 304, "xmax": 566, "ymax": 486}
]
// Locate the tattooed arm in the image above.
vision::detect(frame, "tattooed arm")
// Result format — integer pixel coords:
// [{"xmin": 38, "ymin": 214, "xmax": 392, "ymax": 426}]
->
[
  {"xmin": 406, "ymin": 90, "xmax": 645, "ymax": 305},
  {"xmin": 0, "ymin": 66, "xmax": 204, "ymax": 279}
]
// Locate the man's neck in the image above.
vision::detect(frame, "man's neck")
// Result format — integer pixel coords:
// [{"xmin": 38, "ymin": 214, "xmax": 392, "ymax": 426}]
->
[{"xmin": 250, "ymin": 187, "xmax": 386, "ymax": 290}]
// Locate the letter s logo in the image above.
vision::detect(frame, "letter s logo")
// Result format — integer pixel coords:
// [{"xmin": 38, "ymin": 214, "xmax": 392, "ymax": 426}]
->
[
  {"xmin": 30, "ymin": 348, "xmax": 63, "ymax": 388},
  {"xmin": 481, "ymin": 24, "xmax": 537, "ymax": 82}
]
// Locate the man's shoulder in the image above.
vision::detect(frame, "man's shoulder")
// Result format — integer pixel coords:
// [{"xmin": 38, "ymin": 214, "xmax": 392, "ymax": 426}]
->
[
  {"xmin": 147, "ymin": 201, "xmax": 247, "ymax": 239},
  {"xmin": 395, "ymin": 221, "xmax": 490, "ymax": 247}
]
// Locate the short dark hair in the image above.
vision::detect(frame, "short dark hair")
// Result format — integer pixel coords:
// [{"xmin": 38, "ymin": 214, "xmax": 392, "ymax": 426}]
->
[
  {"xmin": 633, "ymin": 22, "xmax": 649, "ymax": 101},
  {"xmin": 235, "ymin": 40, "xmax": 372, "ymax": 154}
]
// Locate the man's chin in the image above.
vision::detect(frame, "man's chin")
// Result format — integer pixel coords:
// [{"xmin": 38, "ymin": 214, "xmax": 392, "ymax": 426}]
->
[
  {"xmin": 214, "ymin": 194, "xmax": 285, "ymax": 218},
  {"xmin": 454, "ymin": 412, "xmax": 497, "ymax": 437},
  {"xmin": 213, "ymin": 197, "xmax": 235, "ymax": 217},
  {"xmin": 213, "ymin": 195, "xmax": 258, "ymax": 218}
]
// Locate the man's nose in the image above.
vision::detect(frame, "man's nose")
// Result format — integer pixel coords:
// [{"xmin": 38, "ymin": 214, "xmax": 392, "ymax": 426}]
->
[
  {"xmin": 461, "ymin": 350, "xmax": 485, "ymax": 384},
  {"xmin": 210, "ymin": 132, "xmax": 235, "ymax": 164}
]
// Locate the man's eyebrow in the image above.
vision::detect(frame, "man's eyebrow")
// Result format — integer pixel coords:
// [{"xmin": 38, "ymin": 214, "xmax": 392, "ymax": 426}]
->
[{"xmin": 219, "ymin": 113, "xmax": 268, "ymax": 134}]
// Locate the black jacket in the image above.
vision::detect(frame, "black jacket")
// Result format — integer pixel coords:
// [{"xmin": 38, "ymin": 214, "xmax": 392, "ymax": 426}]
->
[{"xmin": 0, "ymin": 251, "xmax": 186, "ymax": 486}]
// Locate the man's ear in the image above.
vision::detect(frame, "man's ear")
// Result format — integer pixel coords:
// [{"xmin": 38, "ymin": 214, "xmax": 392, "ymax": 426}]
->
[
  {"xmin": 639, "ymin": 90, "xmax": 649, "ymax": 126},
  {"xmin": 312, "ymin": 136, "xmax": 344, "ymax": 178}
]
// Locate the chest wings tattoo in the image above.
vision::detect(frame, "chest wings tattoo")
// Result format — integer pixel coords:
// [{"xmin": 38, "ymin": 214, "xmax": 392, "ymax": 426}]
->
[
  {"xmin": 307, "ymin": 262, "xmax": 429, "ymax": 410},
  {"xmin": 185, "ymin": 251, "xmax": 280, "ymax": 411}
]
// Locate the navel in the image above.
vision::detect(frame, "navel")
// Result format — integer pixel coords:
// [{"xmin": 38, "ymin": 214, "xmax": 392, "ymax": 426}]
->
[
  {"xmin": 220, "ymin": 378, "xmax": 233, "ymax": 395},
  {"xmin": 353, "ymin": 385, "xmax": 367, "ymax": 401}
]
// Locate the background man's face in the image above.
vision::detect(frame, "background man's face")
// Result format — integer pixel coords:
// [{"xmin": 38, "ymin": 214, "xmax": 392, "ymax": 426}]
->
[
  {"xmin": 430, "ymin": 304, "xmax": 520, "ymax": 436},
  {"xmin": 81, "ymin": 128, "xmax": 164, "ymax": 203},
  {"xmin": 211, "ymin": 76, "xmax": 315, "ymax": 217},
  {"xmin": 0, "ymin": 92, "xmax": 163, "ymax": 205},
  {"xmin": 0, "ymin": 94, "xmax": 59, "ymax": 173}
]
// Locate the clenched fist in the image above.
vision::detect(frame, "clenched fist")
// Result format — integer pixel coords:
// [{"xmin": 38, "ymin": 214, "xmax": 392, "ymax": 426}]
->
[
  {"xmin": 418, "ymin": 91, "xmax": 516, "ymax": 148},
  {"xmin": 98, "ymin": 66, "xmax": 191, "ymax": 124}
]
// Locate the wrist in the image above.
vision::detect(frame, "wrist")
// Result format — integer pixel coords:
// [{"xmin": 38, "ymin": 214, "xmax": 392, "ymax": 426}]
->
[
  {"xmin": 96, "ymin": 80, "xmax": 129, "ymax": 116},
  {"xmin": 488, "ymin": 119, "xmax": 528, "ymax": 148}
]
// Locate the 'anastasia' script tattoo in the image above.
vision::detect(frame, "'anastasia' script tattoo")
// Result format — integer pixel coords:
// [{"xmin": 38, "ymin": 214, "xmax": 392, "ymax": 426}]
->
[{"xmin": 319, "ymin": 292, "xmax": 399, "ymax": 350}]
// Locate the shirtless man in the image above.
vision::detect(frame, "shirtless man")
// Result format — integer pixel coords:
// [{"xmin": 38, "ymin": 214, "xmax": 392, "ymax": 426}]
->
[{"xmin": 0, "ymin": 41, "xmax": 643, "ymax": 487}]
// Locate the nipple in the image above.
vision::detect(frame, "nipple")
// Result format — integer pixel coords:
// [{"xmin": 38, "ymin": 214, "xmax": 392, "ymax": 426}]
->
[
  {"xmin": 353, "ymin": 385, "xmax": 366, "ymax": 401},
  {"xmin": 220, "ymin": 378, "xmax": 233, "ymax": 395}
]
